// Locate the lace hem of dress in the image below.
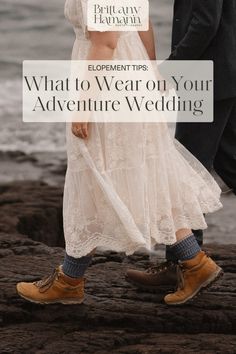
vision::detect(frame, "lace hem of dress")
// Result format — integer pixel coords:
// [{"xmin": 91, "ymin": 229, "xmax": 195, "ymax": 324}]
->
[{"xmin": 64, "ymin": 198, "xmax": 222, "ymax": 258}]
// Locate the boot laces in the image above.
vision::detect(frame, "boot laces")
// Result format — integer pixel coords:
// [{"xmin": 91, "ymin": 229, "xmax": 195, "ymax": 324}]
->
[
  {"xmin": 34, "ymin": 268, "xmax": 60, "ymax": 292},
  {"xmin": 146, "ymin": 260, "xmax": 176, "ymax": 274},
  {"xmin": 176, "ymin": 263, "xmax": 185, "ymax": 290}
]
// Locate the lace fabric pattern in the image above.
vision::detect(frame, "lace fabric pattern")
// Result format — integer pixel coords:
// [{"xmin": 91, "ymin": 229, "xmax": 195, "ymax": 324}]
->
[{"xmin": 63, "ymin": 0, "xmax": 222, "ymax": 258}]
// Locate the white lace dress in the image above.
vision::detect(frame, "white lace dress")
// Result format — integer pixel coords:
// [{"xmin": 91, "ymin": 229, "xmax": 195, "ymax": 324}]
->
[{"xmin": 63, "ymin": 0, "xmax": 222, "ymax": 258}]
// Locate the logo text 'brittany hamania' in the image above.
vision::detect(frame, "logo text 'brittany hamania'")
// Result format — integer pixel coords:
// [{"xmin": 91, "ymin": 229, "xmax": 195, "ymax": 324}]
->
[{"xmin": 93, "ymin": 4, "xmax": 142, "ymax": 26}]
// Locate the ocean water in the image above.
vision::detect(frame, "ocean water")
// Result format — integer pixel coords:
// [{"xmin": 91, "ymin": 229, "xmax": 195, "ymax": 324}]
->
[{"xmin": 0, "ymin": 0, "xmax": 174, "ymax": 154}]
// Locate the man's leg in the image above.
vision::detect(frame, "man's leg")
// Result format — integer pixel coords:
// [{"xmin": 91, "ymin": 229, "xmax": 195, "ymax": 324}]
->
[
  {"xmin": 165, "ymin": 98, "xmax": 236, "ymax": 261},
  {"xmin": 175, "ymin": 98, "xmax": 234, "ymax": 171},
  {"xmin": 214, "ymin": 98, "xmax": 236, "ymax": 195}
]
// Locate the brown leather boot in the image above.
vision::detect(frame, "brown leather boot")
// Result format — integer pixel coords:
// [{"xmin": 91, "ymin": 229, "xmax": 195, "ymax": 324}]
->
[
  {"xmin": 125, "ymin": 261, "xmax": 177, "ymax": 291},
  {"xmin": 164, "ymin": 251, "xmax": 223, "ymax": 305},
  {"xmin": 16, "ymin": 266, "xmax": 85, "ymax": 305}
]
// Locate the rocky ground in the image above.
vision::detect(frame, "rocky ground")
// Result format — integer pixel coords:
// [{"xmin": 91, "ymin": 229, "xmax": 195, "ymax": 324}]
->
[{"xmin": 0, "ymin": 181, "xmax": 236, "ymax": 354}]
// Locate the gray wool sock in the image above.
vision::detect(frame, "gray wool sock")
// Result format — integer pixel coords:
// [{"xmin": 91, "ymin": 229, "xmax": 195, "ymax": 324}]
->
[
  {"xmin": 62, "ymin": 253, "xmax": 92, "ymax": 278},
  {"xmin": 170, "ymin": 234, "xmax": 201, "ymax": 261}
]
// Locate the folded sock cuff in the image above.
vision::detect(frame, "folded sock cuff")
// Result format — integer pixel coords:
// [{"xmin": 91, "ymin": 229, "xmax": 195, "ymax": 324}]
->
[
  {"xmin": 170, "ymin": 234, "xmax": 201, "ymax": 261},
  {"xmin": 62, "ymin": 254, "xmax": 92, "ymax": 278}
]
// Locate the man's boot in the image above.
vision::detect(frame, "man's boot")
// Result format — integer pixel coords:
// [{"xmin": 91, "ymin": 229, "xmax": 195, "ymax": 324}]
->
[
  {"xmin": 16, "ymin": 266, "xmax": 84, "ymax": 305},
  {"xmin": 164, "ymin": 251, "xmax": 223, "ymax": 305},
  {"xmin": 126, "ymin": 261, "xmax": 178, "ymax": 291}
]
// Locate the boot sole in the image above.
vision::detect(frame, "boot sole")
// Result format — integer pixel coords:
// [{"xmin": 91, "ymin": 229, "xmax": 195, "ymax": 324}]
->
[
  {"xmin": 17, "ymin": 291, "xmax": 84, "ymax": 305},
  {"xmin": 125, "ymin": 275, "xmax": 175, "ymax": 293},
  {"xmin": 165, "ymin": 266, "xmax": 224, "ymax": 306}
]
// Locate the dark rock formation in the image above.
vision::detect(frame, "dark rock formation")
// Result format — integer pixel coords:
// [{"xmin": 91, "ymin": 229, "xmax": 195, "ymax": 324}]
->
[
  {"xmin": 0, "ymin": 181, "xmax": 64, "ymax": 247},
  {"xmin": 0, "ymin": 181, "xmax": 236, "ymax": 354}
]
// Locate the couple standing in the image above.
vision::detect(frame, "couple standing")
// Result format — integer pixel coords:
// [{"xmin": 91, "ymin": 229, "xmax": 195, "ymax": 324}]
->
[{"xmin": 17, "ymin": 0, "xmax": 236, "ymax": 306}]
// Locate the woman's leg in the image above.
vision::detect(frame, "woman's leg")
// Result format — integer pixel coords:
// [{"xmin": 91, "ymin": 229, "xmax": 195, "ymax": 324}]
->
[
  {"xmin": 169, "ymin": 228, "xmax": 201, "ymax": 261},
  {"xmin": 166, "ymin": 228, "xmax": 201, "ymax": 263},
  {"xmin": 16, "ymin": 250, "xmax": 96, "ymax": 305},
  {"xmin": 62, "ymin": 253, "xmax": 93, "ymax": 278},
  {"xmin": 175, "ymin": 228, "xmax": 192, "ymax": 241},
  {"xmin": 164, "ymin": 228, "xmax": 223, "ymax": 305}
]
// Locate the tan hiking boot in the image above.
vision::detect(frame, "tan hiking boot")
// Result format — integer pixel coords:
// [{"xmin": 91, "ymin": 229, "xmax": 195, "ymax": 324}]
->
[
  {"xmin": 164, "ymin": 251, "xmax": 223, "ymax": 305},
  {"xmin": 125, "ymin": 261, "xmax": 177, "ymax": 291},
  {"xmin": 16, "ymin": 266, "xmax": 85, "ymax": 305}
]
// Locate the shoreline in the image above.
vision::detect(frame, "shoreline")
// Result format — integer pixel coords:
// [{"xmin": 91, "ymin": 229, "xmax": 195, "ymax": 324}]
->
[{"xmin": 0, "ymin": 150, "xmax": 66, "ymax": 186}]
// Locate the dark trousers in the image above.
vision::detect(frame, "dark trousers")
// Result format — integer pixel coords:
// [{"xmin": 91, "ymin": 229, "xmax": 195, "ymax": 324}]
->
[{"xmin": 166, "ymin": 97, "xmax": 236, "ymax": 261}]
